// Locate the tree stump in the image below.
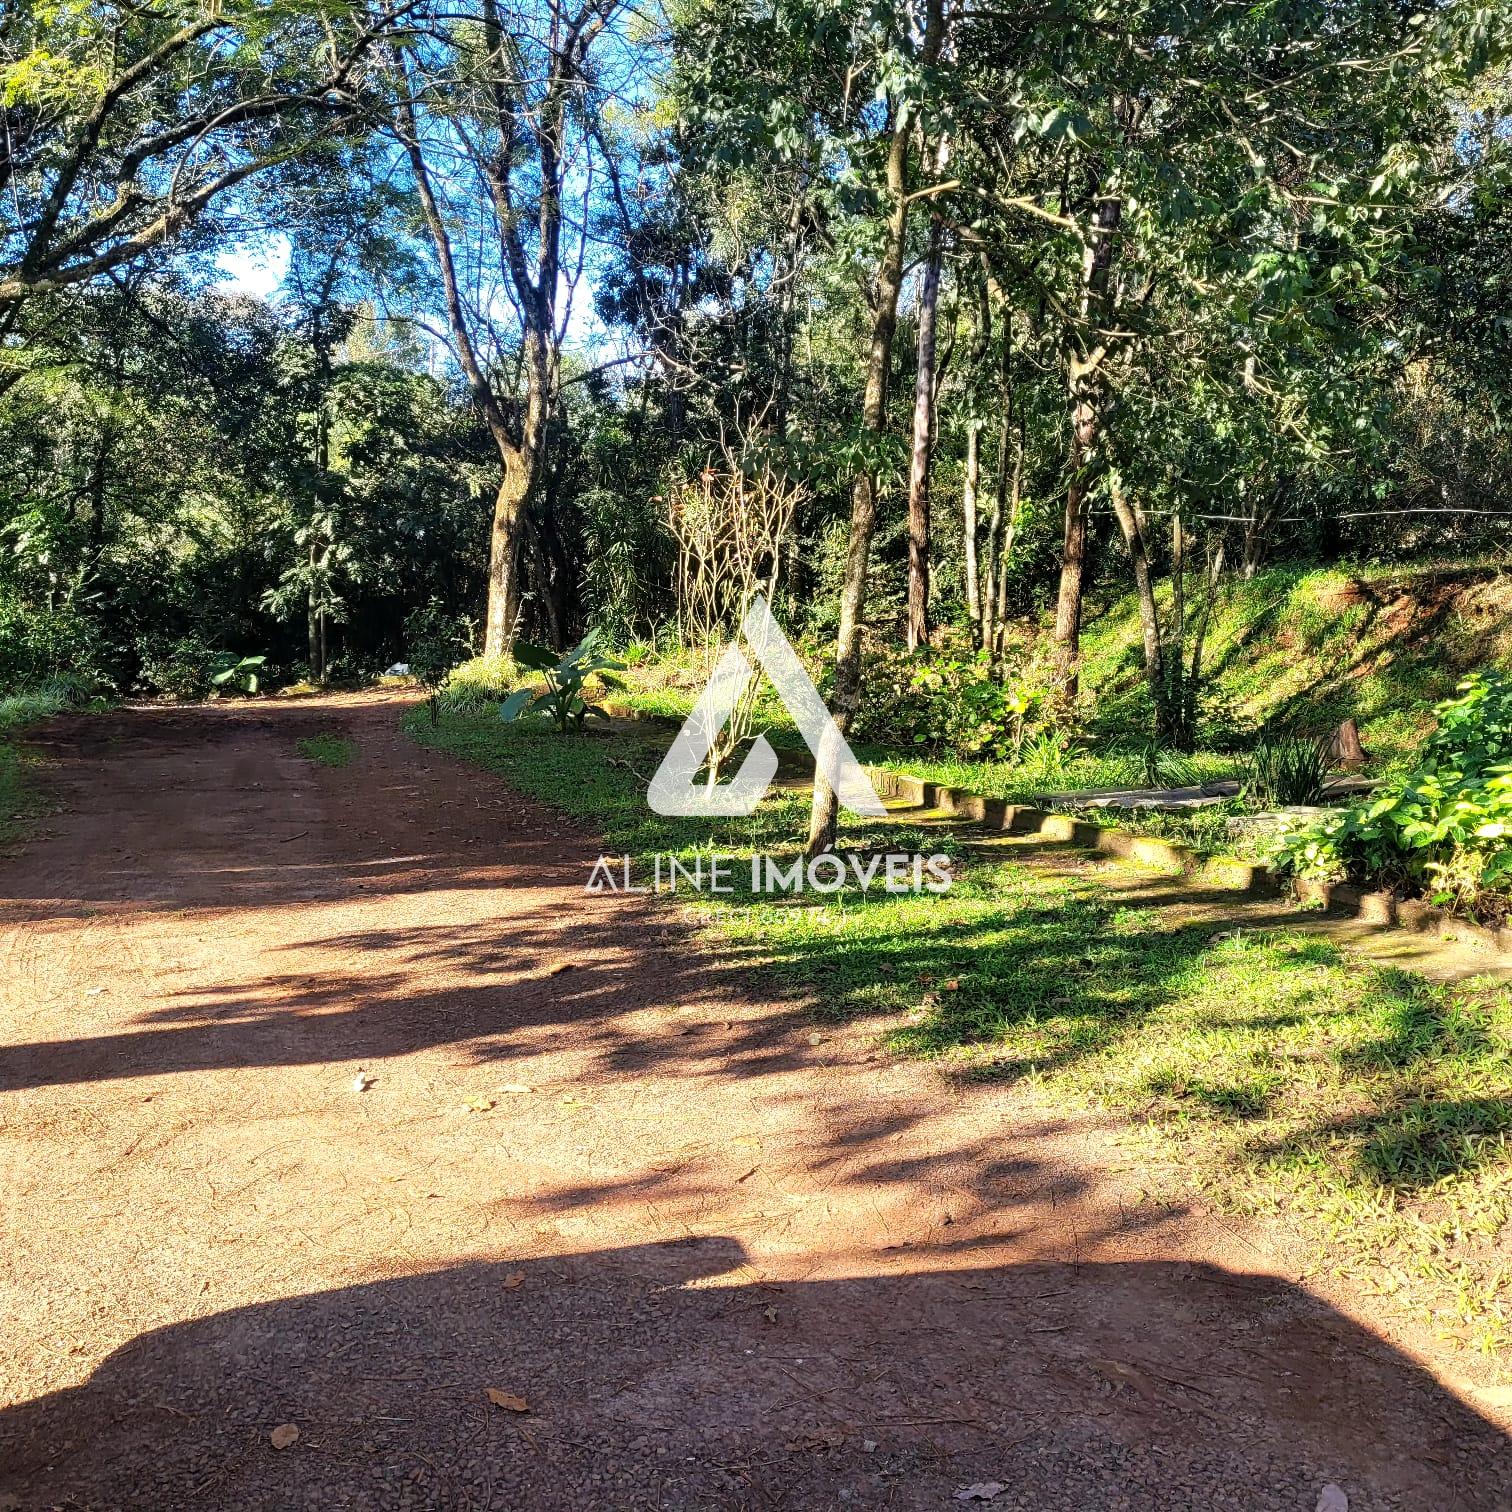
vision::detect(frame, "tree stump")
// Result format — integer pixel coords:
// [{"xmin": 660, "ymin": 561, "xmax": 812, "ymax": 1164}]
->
[{"xmin": 1328, "ymin": 717, "xmax": 1367, "ymax": 769}]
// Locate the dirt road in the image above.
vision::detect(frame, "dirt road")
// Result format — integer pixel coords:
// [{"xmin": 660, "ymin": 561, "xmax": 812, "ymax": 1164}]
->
[{"xmin": 1, "ymin": 696, "xmax": 1506, "ymax": 1510}]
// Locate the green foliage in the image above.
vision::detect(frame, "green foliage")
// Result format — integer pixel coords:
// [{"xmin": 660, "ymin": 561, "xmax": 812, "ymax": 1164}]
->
[
  {"xmin": 137, "ymin": 635, "xmax": 219, "ymax": 700},
  {"xmin": 138, "ymin": 637, "xmax": 264, "ymax": 699},
  {"xmin": 0, "ymin": 596, "xmax": 105, "ymax": 692},
  {"xmin": 437, "ymin": 654, "xmax": 521, "ymax": 715},
  {"xmin": 403, "ymin": 599, "xmax": 472, "ymax": 723},
  {"xmin": 1122, "ymin": 737, "xmax": 1202, "ymax": 791},
  {"xmin": 499, "ymin": 634, "xmax": 625, "ymax": 734},
  {"xmin": 854, "ymin": 645, "xmax": 1053, "ymax": 761},
  {"xmin": 1239, "ymin": 730, "xmax": 1334, "ymax": 807},
  {"xmin": 1275, "ymin": 673, "xmax": 1512, "ymax": 913},
  {"xmin": 210, "ymin": 652, "xmax": 266, "ymax": 695}
]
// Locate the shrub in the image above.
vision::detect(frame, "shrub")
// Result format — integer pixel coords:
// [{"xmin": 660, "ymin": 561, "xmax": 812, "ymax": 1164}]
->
[
  {"xmin": 1273, "ymin": 673, "xmax": 1512, "ymax": 913},
  {"xmin": 138, "ymin": 634, "xmax": 218, "ymax": 699},
  {"xmin": 0, "ymin": 598, "xmax": 106, "ymax": 691},
  {"xmin": 853, "ymin": 643, "xmax": 1054, "ymax": 761},
  {"xmin": 1239, "ymin": 729, "xmax": 1333, "ymax": 807},
  {"xmin": 436, "ymin": 654, "xmax": 520, "ymax": 714}
]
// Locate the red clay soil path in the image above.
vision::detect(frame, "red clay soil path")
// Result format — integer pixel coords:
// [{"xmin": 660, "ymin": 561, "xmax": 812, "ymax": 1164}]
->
[{"xmin": 0, "ymin": 694, "xmax": 1507, "ymax": 1511}]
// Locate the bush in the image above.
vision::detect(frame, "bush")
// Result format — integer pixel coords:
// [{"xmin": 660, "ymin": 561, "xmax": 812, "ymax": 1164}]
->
[
  {"xmin": 138, "ymin": 634, "xmax": 218, "ymax": 699},
  {"xmin": 853, "ymin": 642, "xmax": 1054, "ymax": 760},
  {"xmin": 1239, "ymin": 729, "xmax": 1333, "ymax": 807},
  {"xmin": 1273, "ymin": 672, "xmax": 1512, "ymax": 914},
  {"xmin": 0, "ymin": 598, "xmax": 106, "ymax": 691},
  {"xmin": 436, "ymin": 654, "xmax": 521, "ymax": 714}
]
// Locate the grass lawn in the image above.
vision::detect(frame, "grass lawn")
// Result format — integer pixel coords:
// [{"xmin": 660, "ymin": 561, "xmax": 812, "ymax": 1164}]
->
[{"xmin": 408, "ymin": 708, "xmax": 1512, "ymax": 1365}]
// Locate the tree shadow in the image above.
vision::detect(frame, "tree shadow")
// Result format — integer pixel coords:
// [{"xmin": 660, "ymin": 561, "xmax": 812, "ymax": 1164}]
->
[{"xmin": 2, "ymin": 1238, "xmax": 1506, "ymax": 1511}]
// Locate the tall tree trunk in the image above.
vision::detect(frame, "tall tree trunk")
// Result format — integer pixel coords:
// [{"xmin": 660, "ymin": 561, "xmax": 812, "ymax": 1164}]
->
[
  {"xmin": 1050, "ymin": 185, "xmax": 1124, "ymax": 706},
  {"xmin": 962, "ymin": 420, "xmax": 981, "ymax": 629},
  {"xmin": 307, "ymin": 538, "xmax": 321, "ymax": 680},
  {"xmin": 906, "ymin": 223, "xmax": 944, "ymax": 652},
  {"xmin": 805, "ymin": 0, "xmax": 943, "ymax": 855},
  {"xmin": 484, "ymin": 463, "xmax": 530, "ymax": 656},
  {"xmin": 1049, "ymin": 395, "xmax": 1096, "ymax": 701},
  {"xmin": 1184, "ymin": 539, "xmax": 1225, "ymax": 746}
]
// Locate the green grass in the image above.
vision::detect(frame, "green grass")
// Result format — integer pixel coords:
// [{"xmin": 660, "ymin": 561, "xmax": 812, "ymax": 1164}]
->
[
  {"xmin": 0, "ymin": 681, "xmax": 101, "ymax": 844},
  {"xmin": 0, "ymin": 741, "xmax": 31, "ymax": 844},
  {"xmin": 1078, "ymin": 558, "xmax": 1512, "ymax": 768},
  {"xmin": 296, "ymin": 732, "xmax": 356, "ymax": 768},
  {"xmin": 408, "ymin": 707, "xmax": 1512, "ymax": 1363},
  {"xmin": 609, "ymin": 556, "xmax": 1512, "ymax": 781}
]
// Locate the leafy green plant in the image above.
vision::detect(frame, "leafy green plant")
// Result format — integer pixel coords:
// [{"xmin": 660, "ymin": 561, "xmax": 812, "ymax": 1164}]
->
[
  {"xmin": 855, "ymin": 644, "xmax": 1052, "ymax": 761},
  {"xmin": 209, "ymin": 652, "xmax": 266, "ymax": 695},
  {"xmin": 1239, "ymin": 729, "xmax": 1333, "ymax": 807},
  {"xmin": 1123, "ymin": 737, "xmax": 1201, "ymax": 791},
  {"xmin": 437, "ymin": 654, "xmax": 520, "ymax": 715},
  {"xmin": 1274, "ymin": 673, "xmax": 1512, "ymax": 915},
  {"xmin": 1018, "ymin": 727, "xmax": 1086, "ymax": 788},
  {"xmin": 404, "ymin": 600, "xmax": 470, "ymax": 725},
  {"xmin": 500, "ymin": 633, "xmax": 624, "ymax": 734}
]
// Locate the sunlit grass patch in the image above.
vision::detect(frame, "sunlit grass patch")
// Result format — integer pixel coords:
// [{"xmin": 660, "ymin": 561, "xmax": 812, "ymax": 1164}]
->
[{"xmin": 296, "ymin": 732, "xmax": 356, "ymax": 768}]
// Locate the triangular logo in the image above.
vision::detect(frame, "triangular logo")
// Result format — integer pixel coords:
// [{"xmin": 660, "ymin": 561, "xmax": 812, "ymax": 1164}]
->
[{"xmin": 647, "ymin": 594, "xmax": 887, "ymax": 819}]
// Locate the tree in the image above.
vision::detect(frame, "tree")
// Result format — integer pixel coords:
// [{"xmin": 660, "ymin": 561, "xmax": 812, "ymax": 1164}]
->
[
  {"xmin": 384, "ymin": 0, "xmax": 628, "ymax": 655},
  {"xmin": 0, "ymin": 1, "xmax": 402, "ymax": 333}
]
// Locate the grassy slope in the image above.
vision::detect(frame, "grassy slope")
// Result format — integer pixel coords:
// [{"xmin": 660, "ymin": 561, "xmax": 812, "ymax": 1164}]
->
[
  {"xmin": 408, "ymin": 708, "xmax": 1512, "ymax": 1366},
  {"xmin": 610, "ymin": 560, "xmax": 1512, "ymax": 783},
  {"xmin": 1077, "ymin": 559, "xmax": 1512, "ymax": 767}
]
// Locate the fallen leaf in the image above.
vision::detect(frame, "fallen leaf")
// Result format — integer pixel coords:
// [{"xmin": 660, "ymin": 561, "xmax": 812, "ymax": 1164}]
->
[
  {"xmin": 464, "ymin": 1097, "xmax": 496, "ymax": 1114},
  {"xmin": 762, "ymin": 1304, "xmax": 778, "ymax": 1324},
  {"xmin": 1316, "ymin": 1488, "xmax": 1349, "ymax": 1512},
  {"xmin": 954, "ymin": 1485, "xmax": 1005, "ymax": 1503},
  {"xmin": 352, "ymin": 1072, "xmax": 375, "ymax": 1093},
  {"xmin": 498, "ymin": 1083, "xmax": 532, "ymax": 1095},
  {"xmin": 547, "ymin": 962, "xmax": 577, "ymax": 976},
  {"xmin": 269, "ymin": 1423, "xmax": 300, "ymax": 1451},
  {"xmin": 807, "ymin": 1032, "xmax": 823, "ymax": 1046},
  {"xmin": 502, "ymin": 1272, "xmax": 526, "ymax": 1290},
  {"xmin": 862, "ymin": 1439, "xmax": 879, "ymax": 1454},
  {"xmin": 485, "ymin": 1388, "xmax": 530, "ymax": 1413},
  {"xmin": 86, "ymin": 987, "xmax": 106, "ymax": 997}
]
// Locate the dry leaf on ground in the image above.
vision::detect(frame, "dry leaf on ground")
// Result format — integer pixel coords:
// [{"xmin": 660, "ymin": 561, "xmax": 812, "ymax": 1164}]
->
[
  {"xmin": 502, "ymin": 1272, "xmax": 526, "ymax": 1290},
  {"xmin": 269, "ymin": 1424, "xmax": 300, "ymax": 1450},
  {"xmin": 485, "ymin": 1388, "xmax": 530, "ymax": 1413},
  {"xmin": 954, "ymin": 1484, "xmax": 1005, "ymax": 1503}
]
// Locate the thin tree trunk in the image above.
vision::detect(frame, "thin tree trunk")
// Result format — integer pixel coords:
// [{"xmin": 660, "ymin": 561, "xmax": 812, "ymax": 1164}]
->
[
  {"xmin": 962, "ymin": 420, "xmax": 981, "ymax": 629},
  {"xmin": 993, "ymin": 423, "xmax": 1023, "ymax": 661},
  {"xmin": 1184, "ymin": 539, "xmax": 1225, "ymax": 746},
  {"xmin": 981, "ymin": 388, "xmax": 1009, "ymax": 655},
  {"xmin": 906, "ymin": 224, "xmax": 944, "ymax": 652},
  {"xmin": 1050, "ymin": 185, "xmax": 1125, "ymax": 706},
  {"xmin": 1107, "ymin": 476, "xmax": 1166, "ymax": 734},
  {"xmin": 805, "ymin": 0, "xmax": 944, "ymax": 855}
]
